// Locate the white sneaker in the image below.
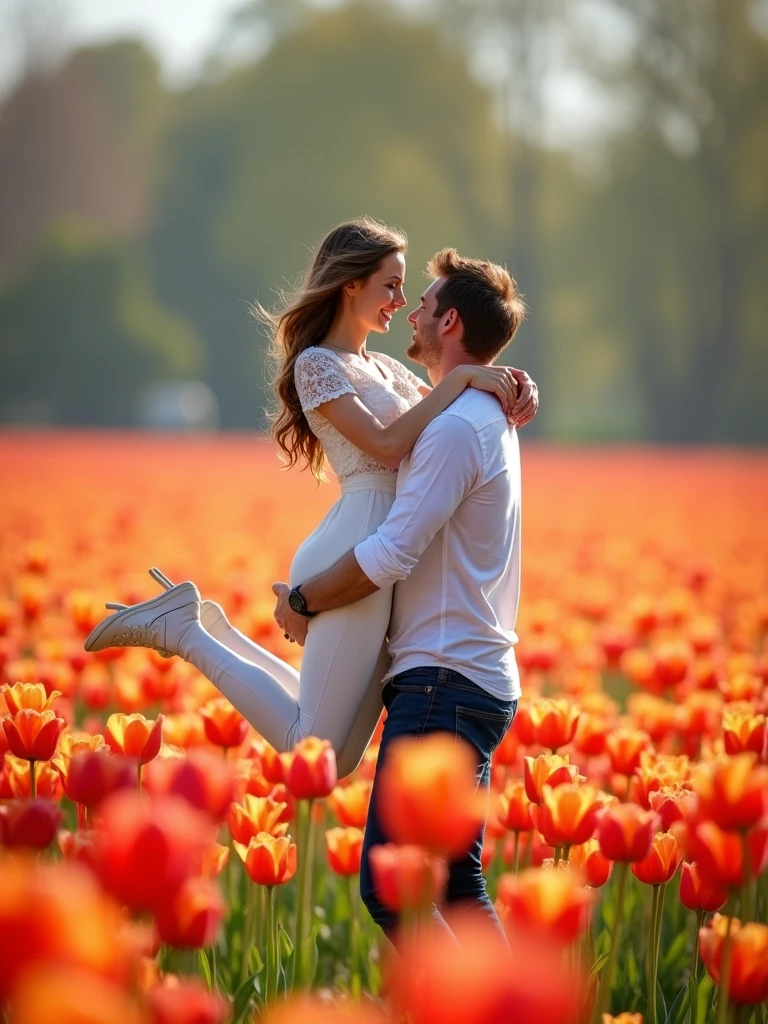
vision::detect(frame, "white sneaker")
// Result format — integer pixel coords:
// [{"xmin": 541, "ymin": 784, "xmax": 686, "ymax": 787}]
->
[{"xmin": 84, "ymin": 582, "xmax": 201, "ymax": 656}]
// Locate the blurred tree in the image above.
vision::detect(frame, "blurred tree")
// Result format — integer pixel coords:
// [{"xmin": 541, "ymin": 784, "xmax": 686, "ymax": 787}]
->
[
  {"xmin": 0, "ymin": 223, "xmax": 203, "ymax": 426},
  {"xmin": 150, "ymin": 1, "xmax": 510, "ymax": 429},
  {"xmin": 0, "ymin": 38, "xmax": 165, "ymax": 276},
  {"xmin": 585, "ymin": 0, "xmax": 768, "ymax": 441}
]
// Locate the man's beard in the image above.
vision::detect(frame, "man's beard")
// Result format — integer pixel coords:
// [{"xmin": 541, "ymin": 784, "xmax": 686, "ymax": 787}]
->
[{"xmin": 407, "ymin": 319, "xmax": 441, "ymax": 369}]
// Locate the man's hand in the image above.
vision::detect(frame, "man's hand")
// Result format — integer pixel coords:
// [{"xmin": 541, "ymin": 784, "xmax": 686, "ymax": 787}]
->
[
  {"xmin": 508, "ymin": 369, "xmax": 539, "ymax": 428},
  {"xmin": 272, "ymin": 583, "xmax": 308, "ymax": 647}
]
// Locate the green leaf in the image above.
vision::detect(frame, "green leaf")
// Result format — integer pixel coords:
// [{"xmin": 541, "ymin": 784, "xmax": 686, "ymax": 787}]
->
[
  {"xmin": 278, "ymin": 920, "xmax": 295, "ymax": 959},
  {"xmin": 198, "ymin": 949, "xmax": 212, "ymax": 991},
  {"xmin": 659, "ymin": 929, "xmax": 688, "ymax": 972},
  {"xmin": 697, "ymin": 974, "xmax": 714, "ymax": 1022},
  {"xmin": 588, "ymin": 950, "xmax": 611, "ymax": 980},
  {"xmin": 656, "ymin": 979, "xmax": 668, "ymax": 1023},
  {"xmin": 232, "ymin": 967, "xmax": 265, "ymax": 1024},
  {"xmin": 665, "ymin": 982, "xmax": 688, "ymax": 1024}
]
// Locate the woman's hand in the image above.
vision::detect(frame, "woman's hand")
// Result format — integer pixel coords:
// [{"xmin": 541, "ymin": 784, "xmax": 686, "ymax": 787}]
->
[
  {"xmin": 459, "ymin": 365, "xmax": 519, "ymax": 418},
  {"xmin": 272, "ymin": 583, "xmax": 308, "ymax": 646}
]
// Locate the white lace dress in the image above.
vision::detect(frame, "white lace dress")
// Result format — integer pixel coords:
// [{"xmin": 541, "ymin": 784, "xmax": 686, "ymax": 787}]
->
[{"xmin": 293, "ymin": 347, "xmax": 425, "ymax": 482}]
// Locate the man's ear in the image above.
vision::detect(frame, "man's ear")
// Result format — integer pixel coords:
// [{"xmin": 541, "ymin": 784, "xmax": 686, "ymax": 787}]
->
[{"xmin": 440, "ymin": 308, "xmax": 459, "ymax": 333}]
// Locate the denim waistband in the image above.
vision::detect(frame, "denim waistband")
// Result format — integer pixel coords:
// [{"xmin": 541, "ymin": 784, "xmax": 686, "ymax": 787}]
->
[{"xmin": 340, "ymin": 472, "xmax": 397, "ymax": 496}]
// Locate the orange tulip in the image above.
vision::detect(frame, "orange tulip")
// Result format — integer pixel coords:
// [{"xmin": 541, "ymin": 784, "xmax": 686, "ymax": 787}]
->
[
  {"xmin": 368, "ymin": 844, "xmax": 448, "ymax": 912},
  {"xmin": 606, "ymin": 727, "xmax": 651, "ymax": 777},
  {"xmin": 3, "ymin": 708, "xmax": 65, "ymax": 762},
  {"xmin": 10, "ymin": 966, "xmax": 146, "ymax": 1024},
  {"xmin": 146, "ymin": 978, "xmax": 230, "ymax": 1024},
  {"xmin": 199, "ymin": 698, "xmax": 249, "ymax": 749},
  {"xmin": 692, "ymin": 752, "xmax": 768, "ymax": 832},
  {"xmin": 202, "ymin": 842, "xmax": 230, "ymax": 879},
  {"xmin": 105, "ymin": 712, "xmax": 163, "ymax": 765},
  {"xmin": 497, "ymin": 867, "xmax": 595, "ymax": 942},
  {"xmin": 524, "ymin": 753, "xmax": 581, "ymax": 805},
  {"xmin": 631, "ymin": 831, "xmax": 683, "ymax": 885},
  {"xmin": 679, "ymin": 861, "xmax": 728, "ymax": 913},
  {"xmin": 1, "ymin": 681, "xmax": 61, "ymax": 714},
  {"xmin": 497, "ymin": 779, "xmax": 534, "ymax": 833},
  {"xmin": 699, "ymin": 915, "xmax": 768, "ymax": 1005},
  {"xmin": 281, "ymin": 736, "xmax": 337, "ymax": 800},
  {"xmin": 389, "ymin": 913, "xmax": 582, "ymax": 1024},
  {"xmin": 722, "ymin": 708, "xmax": 767, "ymax": 758},
  {"xmin": 143, "ymin": 750, "xmax": 235, "ymax": 821},
  {"xmin": 598, "ymin": 804, "xmax": 660, "ymax": 862},
  {"xmin": 0, "ymin": 858, "xmax": 136, "ymax": 1001},
  {"xmin": 531, "ymin": 783, "xmax": 603, "ymax": 847},
  {"xmin": 154, "ymin": 876, "xmax": 225, "ymax": 949},
  {"xmin": 3, "ymin": 754, "xmax": 62, "ymax": 799},
  {"xmin": 234, "ymin": 831, "xmax": 297, "ymax": 886},
  {"xmin": 570, "ymin": 838, "xmax": 613, "ymax": 888},
  {"xmin": 328, "ymin": 779, "xmax": 372, "ymax": 828},
  {"xmin": 264, "ymin": 995, "xmax": 387, "ymax": 1024},
  {"xmin": 648, "ymin": 785, "xmax": 696, "ymax": 832},
  {"xmin": 528, "ymin": 698, "xmax": 580, "ymax": 751},
  {"xmin": 92, "ymin": 791, "xmax": 215, "ymax": 913},
  {"xmin": 0, "ymin": 798, "xmax": 62, "ymax": 849},
  {"xmin": 228, "ymin": 794, "xmax": 289, "ymax": 844},
  {"xmin": 58, "ymin": 748, "xmax": 135, "ymax": 808},
  {"xmin": 377, "ymin": 733, "xmax": 486, "ymax": 860},
  {"xmin": 325, "ymin": 826, "xmax": 364, "ymax": 876},
  {"xmin": 603, "ymin": 1015, "xmax": 643, "ymax": 1024},
  {"xmin": 683, "ymin": 818, "xmax": 768, "ymax": 890}
]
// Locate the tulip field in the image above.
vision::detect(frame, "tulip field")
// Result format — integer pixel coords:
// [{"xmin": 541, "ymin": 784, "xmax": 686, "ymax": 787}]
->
[{"xmin": 1, "ymin": 432, "xmax": 767, "ymax": 1024}]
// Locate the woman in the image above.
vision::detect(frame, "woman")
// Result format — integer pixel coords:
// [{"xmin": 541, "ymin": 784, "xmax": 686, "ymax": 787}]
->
[{"xmin": 87, "ymin": 218, "xmax": 527, "ymax": 777}]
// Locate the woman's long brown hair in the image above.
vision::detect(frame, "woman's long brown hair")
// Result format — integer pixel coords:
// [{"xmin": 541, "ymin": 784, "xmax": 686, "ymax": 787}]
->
[{"xmin": 256, "ymin": 218, "xmax": 407, "ymax": 478}]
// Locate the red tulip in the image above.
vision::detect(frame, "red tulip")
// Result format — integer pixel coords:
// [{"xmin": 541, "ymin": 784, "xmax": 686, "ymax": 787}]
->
[
  {"xmin": 0, "ymin": 798, "xmax": 62, "ymax": 849},
  {"xmin": 281, "ymin": 736, "xmax": 337, "ymax": 800},
  {"xmin": 147, "ymin": 978, "xmax": 230, "ymax": 1024},
  {"xmin": 154, "ymin": 876, "xmax": 225, "ymax": 949},
  {"xmin": 105, "ymin": 712, "xmax": 163, "ymax": 765},
  {"xmin": 368, "ymin": 844, "xmax": 448, "ymax": 912},
  {"xmin": 598, "ymin": 804, "xmax": 659, "ymax": 863},
  {"xmin": 699, "ymin": 915, "xmax": 768, "ymax": 1004},
  {"xmin": 3, "ymin": 708, "xmax": 65, "ymax": 761},
  {"xmin": 631, "ymin": 831, "xmax": 683, "ymax": 886},
  {"xmin": 679, "ymin": 861, "xmax": 728, "ymax": 913},
  {"xmin": 326, "ymin": 826, "xmax": 364, "ymax": 876}
]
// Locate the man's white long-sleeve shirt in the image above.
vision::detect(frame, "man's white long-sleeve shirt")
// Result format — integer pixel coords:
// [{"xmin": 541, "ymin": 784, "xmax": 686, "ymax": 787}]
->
[{"xmin": 354, "ymin": 389, "xmax": 522, "ymax": 701}]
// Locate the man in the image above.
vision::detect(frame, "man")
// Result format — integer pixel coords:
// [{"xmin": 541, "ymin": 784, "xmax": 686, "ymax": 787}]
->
[{"xmin": 274, "ymin": 248, "xmax": 527, "ymax": 935}]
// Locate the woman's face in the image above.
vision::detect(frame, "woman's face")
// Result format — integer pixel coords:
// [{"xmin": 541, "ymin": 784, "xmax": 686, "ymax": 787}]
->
[{"xmin": 350, "ymin": 251, "xmax": 407, "ymax": 334}]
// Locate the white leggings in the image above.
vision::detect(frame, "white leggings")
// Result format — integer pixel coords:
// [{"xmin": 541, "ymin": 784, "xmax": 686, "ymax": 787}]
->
[{"xmin": 178, "ymin": 473, "xmax": 396, "ymax": 778}]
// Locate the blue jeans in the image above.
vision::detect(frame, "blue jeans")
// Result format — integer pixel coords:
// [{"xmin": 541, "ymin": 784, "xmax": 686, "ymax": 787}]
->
[{"xmin": 359, "ymin": 666, "xmax": 518, "ymax": 938}]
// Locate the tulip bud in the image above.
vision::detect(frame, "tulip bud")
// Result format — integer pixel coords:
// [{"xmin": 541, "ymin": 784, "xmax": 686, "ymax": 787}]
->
[
  {"xmin": 234, "ymin": 832, "xmax": 298, "ymax": 886},
  {"xmin": 281, "ymin": 736, "xmax": 337, "ymax": 800},
  {"xmin": 528, "ymin": 698, "xmax": 580, "ymax": 751},
  {"xmin": 679, "ymin": 861, "xmax": 727, "ymax": 913},
  {"xmin": 199, "ymin": 698, "xmax": 249, "ymax": 749},
  {"xmin": 326, "ymin": 826, "xmax": 364, "ymax": 876},
  {"xmin": 631, "ymin": 831, "xmax": 683, "ymax": 886},
  {"xmin": 598, "ymin": 804, "xmax": 659, "ymax": 863}
]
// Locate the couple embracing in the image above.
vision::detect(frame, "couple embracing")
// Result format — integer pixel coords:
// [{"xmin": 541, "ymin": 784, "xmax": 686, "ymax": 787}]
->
[{"xmin": 85, "ymin": 217, "xmax": 538, "ymax": 940}]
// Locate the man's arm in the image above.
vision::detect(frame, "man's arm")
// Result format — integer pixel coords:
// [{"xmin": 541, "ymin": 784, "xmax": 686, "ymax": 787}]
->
[{"xmin": 274, "ymin": 415, "xmax": 482, "ymax": 641}]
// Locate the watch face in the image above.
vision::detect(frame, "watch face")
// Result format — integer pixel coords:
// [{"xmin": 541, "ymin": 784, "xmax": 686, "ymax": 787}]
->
[{"xmin": 288, "ymin": 589, "xmax": 305, "ymax": 615}]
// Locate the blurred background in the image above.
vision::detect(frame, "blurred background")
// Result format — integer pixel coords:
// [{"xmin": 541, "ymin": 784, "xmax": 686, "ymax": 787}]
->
[{"xmin": 0, "ymin": 0, "xmax": 766, "ymax": 442}]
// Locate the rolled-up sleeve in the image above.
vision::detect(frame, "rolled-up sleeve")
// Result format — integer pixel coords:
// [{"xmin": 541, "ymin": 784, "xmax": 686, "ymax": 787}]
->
[{"xmin": 354, "ymin": 414, "xmax": 481, "ymax": 589}]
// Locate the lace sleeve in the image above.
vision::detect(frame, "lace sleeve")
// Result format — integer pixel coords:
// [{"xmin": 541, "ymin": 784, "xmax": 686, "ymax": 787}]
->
[{"xmin": 294, "ymin": 348, "xmax": 357, "ymax": 413}]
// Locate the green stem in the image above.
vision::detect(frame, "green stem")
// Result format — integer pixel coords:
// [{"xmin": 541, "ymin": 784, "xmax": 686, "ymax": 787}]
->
[
  {"xmin": 347, "ymin": 874, "xmax": 362, "ymax": 999},
  {"xmin": 715, "ymin": 915, "xmax": 734, "ymax": 1024},
  {"xmin": 647, "ymin": 884, "xmax": 666, "ymax": 1024},
  {"xmin": 692, "ymin": 908, "xmax": 704, "ymax": 982},
  {"xmin": 265, "ymin": 885, "xmax": 278, "ymax": 1004},
  {"xmin": 29, "ymin": 760, "xmax": 36, "ymax": 800},
  {"xmin": 592, "ymin": 860, "xmax": 629, "ymax": 1024},
  {"xmin": 240, "ymin": 882, "xmax": 258, "ymax": 985},
  {"xmin": 293, "ymin": 799, "xmax": 316, "ymax": 989}
]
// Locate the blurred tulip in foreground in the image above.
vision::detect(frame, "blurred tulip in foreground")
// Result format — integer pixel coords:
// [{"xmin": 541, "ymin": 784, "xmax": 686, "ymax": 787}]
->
[
  {"xmin": 142, "ymin": 750, "xmax": 235, "ymax": 821},
  {"xmin": 154, "ymin": 876, "xmax": 225, "ymax": 949},
  {"xmin": 91, "ymin": 791, "xmax": 214, "ymax": 914},
  {"xmin": 59, "ymin": 748, "xmax": 135, "ymax": 808},
  {"xmin": 10, "ymin": 965, "xmax": 145, "ymax": 1024},
  {"xmin": 692, "ymin": 752, "xmax": 768, "ymax": 833},
  {"xmin": 681, "ymin": 818, "xmax": 768, "ymax": 890},
  {"xmin": 699, "ymin": 915, "xmax": 768, "ymax": 1004},
  {"xmin": 377, "ymin": 733, "xmax": 486, "ymax": 860},
  {"xmin": 368, "ymin": 844, "xmax": 448, "ymax": 913},
  {"xmin": 0, "ymin": 798, "xmax": 62, "ymax": 849},
  {"xmin": 146, "ymin": 978, "xmax": 230, "ymax": 1024},
  {"xmin": 389, "ymin": 913, "xmax": 582, "ymax": 1024},
  {"xmin": 265, "ymin": 996, "xmax": 386, "ymax": 1024},
  {"xmin": 497, "ymin": 866, "xmax": 595, "ymax": 943}
]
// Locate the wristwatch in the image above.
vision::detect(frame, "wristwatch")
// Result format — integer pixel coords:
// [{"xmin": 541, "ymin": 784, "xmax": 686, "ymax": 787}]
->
[{"xmin": 288, "ymin": 585, "xmax": 316, "ymax": 618}]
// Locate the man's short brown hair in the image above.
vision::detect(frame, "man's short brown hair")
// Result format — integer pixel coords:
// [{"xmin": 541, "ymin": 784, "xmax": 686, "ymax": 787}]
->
[{"xmin": 426, "ymin": 248, "xmax": 526, "ymax": 361}]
